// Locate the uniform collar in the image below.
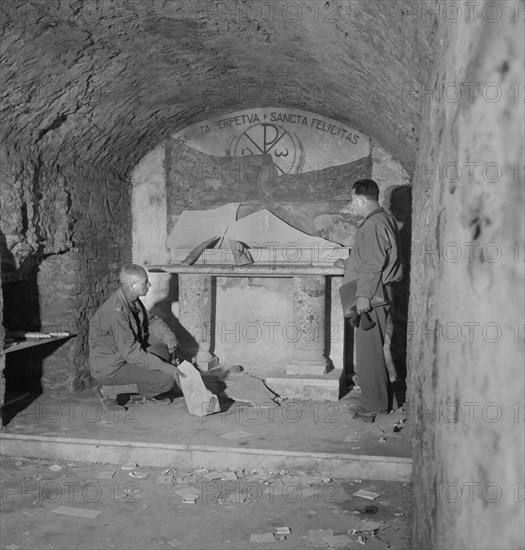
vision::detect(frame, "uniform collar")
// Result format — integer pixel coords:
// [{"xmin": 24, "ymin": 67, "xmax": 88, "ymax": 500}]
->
[
  {"xmin": 365, "ymin": 207, "xmax": 384, "ymax": 220},
  {"xmin": 356, "ymin": 207, "xmax": 384, "ymax": 228},
  {"xmin": 117, "ymin": 287, "xmax": 140, "ymax": 310}
]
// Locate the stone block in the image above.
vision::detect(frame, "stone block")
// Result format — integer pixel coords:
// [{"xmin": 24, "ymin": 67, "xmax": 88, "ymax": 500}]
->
[
  {"xmin": 265, "ymin": 372, "xmax": 342, "ymax": 402},
  {"xmin": 196, "ymin": 356, "xmax": 219, "ymax": 371},
  {"xmin": 285, "ymin": 363, "xmax": 327, "ymax": 376}
]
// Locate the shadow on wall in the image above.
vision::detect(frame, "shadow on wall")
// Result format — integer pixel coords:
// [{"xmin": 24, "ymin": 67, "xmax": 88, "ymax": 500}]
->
[
  {"xmin": 147, "ymin": 273, "xmax": 200, "ymax": 364},
  {"xmin": 388, "ymin": 185, "xmax": 412, "ymax": 405},
  {"xmin": 0, "ymin": 231, "xmax": 44, "ymax": 425},
  {"xmin": 339, "ymin": 319, "xmax": 356, "ymax": 398}
]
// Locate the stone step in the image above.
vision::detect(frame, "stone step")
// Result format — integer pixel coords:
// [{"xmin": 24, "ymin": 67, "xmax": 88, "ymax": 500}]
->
[
  {"xmin": 0, "ymin": 433, "xmax": 412, "ymax": 482},
  {"xmin": 265, "ymin": 371, "xmax": 344, "ymax": 402}
]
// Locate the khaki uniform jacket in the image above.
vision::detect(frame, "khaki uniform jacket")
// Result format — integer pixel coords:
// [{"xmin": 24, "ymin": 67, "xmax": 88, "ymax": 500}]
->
[
  {"xmin": 342, "ymin": 207, "xmax": 403, "ymax": 301},
  {"xmin": 88, "ymin": 288, "xmax": 179, "ymax": 378}
]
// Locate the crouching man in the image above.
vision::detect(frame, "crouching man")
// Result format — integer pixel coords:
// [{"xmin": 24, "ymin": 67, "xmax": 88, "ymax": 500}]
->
[{"xmin": 88, "ymin": 264, "xmax": 186, "ymax": 411}]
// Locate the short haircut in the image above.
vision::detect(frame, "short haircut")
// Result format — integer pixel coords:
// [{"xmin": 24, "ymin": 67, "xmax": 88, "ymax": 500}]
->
[
  {"xmin": 353, "ymin": 179, "xmax": 379, "ymax": 201},
  {"xmin": 120, "ymin": 264, "xmax": 147, "ymax": 285}
]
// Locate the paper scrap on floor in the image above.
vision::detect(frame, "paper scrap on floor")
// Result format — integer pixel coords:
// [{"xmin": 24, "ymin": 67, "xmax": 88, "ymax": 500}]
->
[
  {"xmin": 249, "ymin": 533, "xmax": 275, "ymax": 543},
  {"xmin": 219, "ymin": 430, "xmax": 252, "ymax": 440},
  {"xmin": 52, "ymin": 506, "xmax": 102, "ymax": 519},
  {"xmin": 353, "ymin": 489, "xmax": 381, "ymax": 500}
]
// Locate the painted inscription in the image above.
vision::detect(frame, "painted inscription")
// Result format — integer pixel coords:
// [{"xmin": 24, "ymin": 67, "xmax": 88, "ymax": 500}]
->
[{"xmin": 173, "ymin": 108, "xmax": 369, "ymax": 175}]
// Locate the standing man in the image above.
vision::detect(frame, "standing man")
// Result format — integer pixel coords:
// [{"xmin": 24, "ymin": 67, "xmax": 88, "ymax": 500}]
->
[
  {"xmin": 89, "ymin": 264, "xmax": 186, "ymax": 411},
  {"xmin": 342, "ymin": 179, "xmax": 403, "ymax": 421}
]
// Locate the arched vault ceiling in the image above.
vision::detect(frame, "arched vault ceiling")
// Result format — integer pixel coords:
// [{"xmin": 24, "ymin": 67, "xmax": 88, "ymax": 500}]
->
[{"xmin": 1, "ymin": 0, "xmax": 433, "ymax": 176}]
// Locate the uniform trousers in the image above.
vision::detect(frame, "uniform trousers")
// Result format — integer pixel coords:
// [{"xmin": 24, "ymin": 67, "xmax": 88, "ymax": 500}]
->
[
  {"xmin": 92, "ymin": 344, "xmax": 174, "ymax": 398},
  {"xmin": 355, "ymin": 304, "xmax": 391, "ymax": 412}
]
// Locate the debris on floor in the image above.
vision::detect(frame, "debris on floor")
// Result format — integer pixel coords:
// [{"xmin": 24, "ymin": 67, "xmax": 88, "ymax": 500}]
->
[
  {"xmin": 96, "ymin": 468, "xmax": 116, "ymax": 479},
  {"xmin": 356, "ymin": 505, "xmax": 379, "ymax": 515},
  {"xmin": 0, "ymin": 456, "xmax": 412, "ymax": 549},
  {"xmin": 219, "ymin": 430, "xmax": 253, "ymax": 440},
  {"xmin": 174, "ymin": 487, "xmax": 201, "ymax": 498},
  {"xmin": 322, "ymin": 533, "xmax": 354, "ymax": 547},
  {"xmin": 123, "ymin": 487, "xmax": 142, "ymax": 502},
  {"xmin": 155, "ymin": 474, "xmax": 174, "ymax": 484},
  {"xmin": 202, "ymin": 470, "xmax": 223, "ymax": 480},
  {"xmin": 347, "ymin": 516, "xmax": 390, "ymax": 533},
  {"xmin": 249, "ymin": 533, "xmax": 276, "ymax": 543},
  {"xmin": 129, "ymin": 470, "xmax": 150, "ymax": 479},
  {"xmin": 354, "ymin": 489, "xmax": 382, "ymax": 500},
  {"xmin": 306, "ymin": 528, "xmax": 334, "ymax": 545},
  {"xmin": 52, "ymin": 506, "xmax": 103, "ymax": 519}
]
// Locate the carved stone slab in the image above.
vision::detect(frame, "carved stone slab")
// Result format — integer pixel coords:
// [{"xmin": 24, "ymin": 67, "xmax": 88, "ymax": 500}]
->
[{"xmin": 178, "ymin": 360, "xmax": 220, "ymax": 417}]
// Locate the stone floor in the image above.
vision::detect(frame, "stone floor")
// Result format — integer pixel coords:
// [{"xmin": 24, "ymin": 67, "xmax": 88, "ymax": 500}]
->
[
  {"xmin": 0, "ymin": 384, "xmax": 410, "ymax": 469},
  {"xmin": 0, "ymin": 454, "xmax": 413, "ymax": 550},
  {"xmin": 0, "ymin": 380, "xmax": 412, "ymax": 549}
]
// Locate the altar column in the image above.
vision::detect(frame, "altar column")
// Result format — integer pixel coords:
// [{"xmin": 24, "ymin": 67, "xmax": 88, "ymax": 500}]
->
[
  {"xmin": 178, "ymin": 274, "xmax": 218, "ymax": 371},
  {"xmin": 286, "ymin": 275, "xmax": 328, "ymax": 375}
]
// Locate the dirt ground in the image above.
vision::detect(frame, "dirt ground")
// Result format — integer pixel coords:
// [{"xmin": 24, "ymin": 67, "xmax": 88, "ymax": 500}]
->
[{"xmin": 1, "ymin": 455, "xmax": 412, "ymax": 550}]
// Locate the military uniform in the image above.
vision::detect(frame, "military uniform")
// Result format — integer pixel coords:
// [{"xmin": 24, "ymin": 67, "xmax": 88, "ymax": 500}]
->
[
  {"xmin": 343, "ymin": 207, "xmax": 403, "ymax": 412},
  {"xmin": 89, "ymin": 288, "xmax": 179, "ymax": 397}
]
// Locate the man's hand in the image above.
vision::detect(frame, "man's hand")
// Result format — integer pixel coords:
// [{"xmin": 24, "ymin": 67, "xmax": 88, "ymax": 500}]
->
[
  {"xmin": 334, "ymin": 258, "xmax": 345, "ymax": 268},
  {"xmin": 167, "ymin": 342, "xmax": 180, "ymax": 366},
  {"xmin": 171, "ymin": 365, "xmax": 187, "ymax": 389},
  {"xmin": 172, "ymin": 366, "xmax": 187, "ymax": 379},
  {"xmin": 356, "ymin": 296, "xmax": 371, "ymax": 314}
]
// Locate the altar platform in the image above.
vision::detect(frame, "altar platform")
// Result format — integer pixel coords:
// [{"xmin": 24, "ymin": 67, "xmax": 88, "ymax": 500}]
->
[{"xmin": 0, "ymin": 385, "xmax": 411, "ymax": 483}]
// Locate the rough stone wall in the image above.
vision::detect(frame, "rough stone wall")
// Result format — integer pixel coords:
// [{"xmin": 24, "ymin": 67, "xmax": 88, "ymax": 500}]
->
[
  {"xmin": 0, "ymin": 150, "xmax": 131, "ymax": 391},
  {"xmin": 408, "ymin": 5, "xmax": 525, "ymax": 549},
  {"xmin": 0, "ymin": 254, "xmax": 4, "ymax": 408},
  {"xmin": 371, "ymin": 139, "xmax": 412, "ymax": 211},
  {"xmin": 1, "ymin": 0, "xmax": 427, "ymax": 174}
]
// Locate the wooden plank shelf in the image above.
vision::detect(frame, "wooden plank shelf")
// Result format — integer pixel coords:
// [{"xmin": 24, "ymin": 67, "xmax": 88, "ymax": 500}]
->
[{"xmin": 2, "ymin": 332, "xmax": 73, "ymax": 355}]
